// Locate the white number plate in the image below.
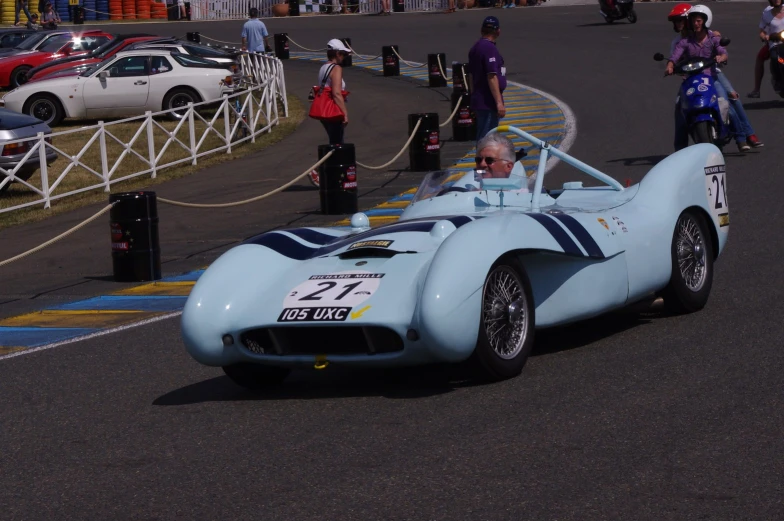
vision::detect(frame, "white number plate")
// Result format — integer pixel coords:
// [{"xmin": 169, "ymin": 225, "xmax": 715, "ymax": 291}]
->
[
  {"xmin": 704, "ymin": 164, "xmax": 729, "ymax": 227},
  {"xmin": 282, "ymin": 271, "xmax": 384, "ymax": 309}
]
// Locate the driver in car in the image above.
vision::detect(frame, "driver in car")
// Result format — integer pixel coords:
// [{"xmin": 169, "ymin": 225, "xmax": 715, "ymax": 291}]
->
[{"xmin": 452, "ymin": 132, "xmax": 532, "ymax": 191}]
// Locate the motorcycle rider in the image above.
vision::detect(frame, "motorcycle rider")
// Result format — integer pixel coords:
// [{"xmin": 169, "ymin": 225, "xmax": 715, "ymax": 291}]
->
[
  {"xmin": 667, "ymin": 5, "xmax": 750, "ymax": 152},
  {"xmin": 748, "ymin": 0, "xmax": 777, "ymax": 98},
  {"xmin": 759, "ymin": 0, "xmax": 784, "ymax": 95}
]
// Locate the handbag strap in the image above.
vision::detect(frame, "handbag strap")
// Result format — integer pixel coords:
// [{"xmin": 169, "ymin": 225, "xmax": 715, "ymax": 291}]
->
[{"xmin": 320, "ymin": 63, "xmax": 337, "ymax": 89}]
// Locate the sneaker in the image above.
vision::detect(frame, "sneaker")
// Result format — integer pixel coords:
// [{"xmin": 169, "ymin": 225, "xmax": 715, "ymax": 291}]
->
[
  {"xmin": 737, "ymin": 142, "xmax": 751, "ymax": 152},
  {"xmin": 747, "ymin": 90, "xmax": 760, "ymax": 98},
  {"xmin": 747, "ymin": 134, "xmax": 764, "ymax": 148}
]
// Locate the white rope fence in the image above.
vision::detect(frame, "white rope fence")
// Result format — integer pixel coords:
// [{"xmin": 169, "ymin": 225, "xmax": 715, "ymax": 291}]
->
[
  {"xmin": 436, "ymin": 55, "xmax": 448, "ymax": 85},
  {"xmin": 157, "ymin": 151, "xmax": 334, "ymax": 208},
  {"xmin": 356, "ymin": 119, "xmax": 421, "ymax": 170},
  {"xmin": 439, "ymin": 99, "xmax": 463, "ymax": 128},
  {"xmin": 391, "ymin": 47, "xmax": 427, "ymax": 68},
  {"xmin": 287, "ymin": 36, "xmax": 328, "ymax": 53},
  {"xmin": 0, "ymin": 203, "xmax": 116, "ymax": 268}
]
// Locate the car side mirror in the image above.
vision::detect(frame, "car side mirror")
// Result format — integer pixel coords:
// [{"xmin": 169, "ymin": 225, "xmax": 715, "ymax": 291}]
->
[
  {"xmin": 719, "ymin": 37, "xmax": 731, "ymax": 47},
  {"xmin": 98, "ymin": 70, "xmax": 108, "ymax": 79},
  {"xmin": 653, "ymin": 53, "xmax": 664, "ymax": 62}
]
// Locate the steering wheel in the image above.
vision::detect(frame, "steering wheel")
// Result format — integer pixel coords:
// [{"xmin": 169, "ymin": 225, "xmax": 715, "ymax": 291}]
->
[{"xmin": 436, "ymin": 186, "xmax": 471, "ymax": 197}]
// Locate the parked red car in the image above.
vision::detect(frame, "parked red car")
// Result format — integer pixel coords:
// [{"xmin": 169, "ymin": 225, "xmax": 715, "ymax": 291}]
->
[
  {"xmin": 24, "ymin": 33, "xmax": 161, "ymax": 83},
  {"xmin": 0, "ymin": 30, "xmax": 113, "ymax": 89}
]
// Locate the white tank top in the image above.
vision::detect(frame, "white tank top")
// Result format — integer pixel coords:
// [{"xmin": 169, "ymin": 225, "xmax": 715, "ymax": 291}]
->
[{"xmin": 318, "ymin": 62, "xmax": 346, "ymax": 90}]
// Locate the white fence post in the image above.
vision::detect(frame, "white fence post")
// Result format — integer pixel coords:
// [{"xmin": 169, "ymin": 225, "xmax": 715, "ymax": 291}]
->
[
  {"xmin": 37, "ymin": 132, "xmax": 50, "ymax": 209},
  {"xmin": 146, "ymin": 111, "xmax": 157, "ymax": 179},
  {"xmin": 223, "ymin": 95, "xmax": 232, "ymax": 154},
  {"xmin": 98, "ymin": 121, "xmax": 111, "ymax": 192},
  {"xmin": 188, "ymin": 103, "xmax": 197, "ymax": 165},
  {"xmin": 247, "ymin": 90, "xmax": 256, "ymax": 143}
]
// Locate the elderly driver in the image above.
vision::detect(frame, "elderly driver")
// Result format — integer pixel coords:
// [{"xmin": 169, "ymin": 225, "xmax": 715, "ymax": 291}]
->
[{"xmin": 475, "ymin": 132, "xmax": 516, "ymax": 178}]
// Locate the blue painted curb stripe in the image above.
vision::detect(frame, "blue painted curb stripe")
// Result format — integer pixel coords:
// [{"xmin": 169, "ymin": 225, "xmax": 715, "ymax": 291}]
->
[
  {"xmin": 0, "ymin": 327, "xmax": 100, "ymax": 347},
  {"xmin": 52, "ymin": 296, "xmax": 190, "ymax": 312}
]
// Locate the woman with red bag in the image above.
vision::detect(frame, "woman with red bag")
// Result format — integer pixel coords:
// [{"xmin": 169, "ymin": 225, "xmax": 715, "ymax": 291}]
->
[{"xmin": 314, "ymin": 39, "xmax": 352, "ymax": 144}]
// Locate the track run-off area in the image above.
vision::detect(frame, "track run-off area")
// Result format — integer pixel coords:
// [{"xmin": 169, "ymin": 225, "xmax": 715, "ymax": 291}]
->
[{"xmin": 2, "ymin": 4, "xmax": 784, "ymax": 519}]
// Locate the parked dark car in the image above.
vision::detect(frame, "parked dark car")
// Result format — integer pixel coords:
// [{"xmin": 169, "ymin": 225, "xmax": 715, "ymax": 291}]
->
[{"xmin": 0, "ymin": 108, "xmax": 57, "ymax": 195}]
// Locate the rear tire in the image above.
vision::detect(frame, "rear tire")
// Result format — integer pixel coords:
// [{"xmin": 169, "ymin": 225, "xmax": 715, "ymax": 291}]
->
[
  {"xmin": 23, "ymin": 94, "xmax": 64, "ymax": 126},
  {"xmin": 693, "ymin": 121, "xmax": 714, "ymax": 145},
  {"xmin": 627, "ymin": 9, "xmax": 637, "ymax": 23},
  {"xmin": 162, "ymin": 87, "xmax": 202, "ymax": 121},
  {"xmin": 222, "ymin": 363, "xmax": 291, "ymax": 391},
  {"xmin": 471, "ymin": 255, "xmax": 535, "ymax": 382},
  {"xmin": 10, "ymin": 65, "xmax": 31, "ymax": 88},
  {"xmin": 662, "ymin": 210, "xmax": 714, "ymax": 314}
]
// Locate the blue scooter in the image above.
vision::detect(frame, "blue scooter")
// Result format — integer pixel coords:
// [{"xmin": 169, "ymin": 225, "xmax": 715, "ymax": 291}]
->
[{"xmin": 654, "ymin": 46, "xmax": 732, "ymax": 149}]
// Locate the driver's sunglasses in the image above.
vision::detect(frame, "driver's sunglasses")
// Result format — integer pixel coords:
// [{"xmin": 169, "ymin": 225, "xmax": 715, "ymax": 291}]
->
[{"xmin": 475, "ymin": 156, "xmax": 509, "ymax": 166}]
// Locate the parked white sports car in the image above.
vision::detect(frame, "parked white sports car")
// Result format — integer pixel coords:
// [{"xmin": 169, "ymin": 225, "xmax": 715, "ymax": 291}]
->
[{"xmin": 0, "ymin": 49, "xmax": 237, "ymax": 126}]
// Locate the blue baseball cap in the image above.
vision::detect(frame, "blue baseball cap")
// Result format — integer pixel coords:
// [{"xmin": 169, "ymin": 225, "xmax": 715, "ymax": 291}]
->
[{"xmin": 482, "ymin": 16, "xmax": 500, "ymax": 30}]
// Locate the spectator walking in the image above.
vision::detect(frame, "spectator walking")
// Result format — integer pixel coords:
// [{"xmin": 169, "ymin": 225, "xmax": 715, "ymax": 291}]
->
[
  {"xmin": 241, "ymin": 8, "xmax": 270, "ymax": 53},
  {"xmin": 468, "ymin": 16, "xmax": 507, "ymax": 144},
  {"xmin": 13, "ymin": 0, "xmax": 33, "ymax": 26},
  {"xmin": 315, "ymin": 39, "xmax": 351, "ymax": 144}
]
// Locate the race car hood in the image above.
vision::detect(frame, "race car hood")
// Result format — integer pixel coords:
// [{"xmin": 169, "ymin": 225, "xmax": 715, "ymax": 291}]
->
[{"xmin": 241, "ymin": 215, "xmax": 478, "ymax": 259}]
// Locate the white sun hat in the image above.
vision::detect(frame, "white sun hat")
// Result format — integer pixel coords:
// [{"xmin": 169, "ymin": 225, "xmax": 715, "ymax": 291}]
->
[{"xmin": 327, "ymin": 39, "xmax": 353, "ymax": 53}]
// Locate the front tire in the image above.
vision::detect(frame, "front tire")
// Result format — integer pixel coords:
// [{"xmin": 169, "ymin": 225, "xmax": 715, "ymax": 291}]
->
[
  {"xmin": 10, "ymin": 65, "xmax": 31, "ymax": 88},
  {"xmin": 162, "ymin": 87, "xmax": 202, "ymax": 121},
  {"xmin": 472, "ymin": 256, "xmax": 535, "ymax": 381},
  {"xmin": 662, "ymin": 210, "xmax": 714, "ymax": 314},
  {"xmin": 692, "ymin": 121, "xmax": 714, "ymax": 145},
  {"xmin": 23, "ymin": 94, "xmax": 64, "ymax": 126},
  {"xmin": 627, "ymin": 8, "xmax": 637, "ymax": 23},
  {"xmin": 222, "ymin": 363, "xmax": 291, "ymax": 391}
]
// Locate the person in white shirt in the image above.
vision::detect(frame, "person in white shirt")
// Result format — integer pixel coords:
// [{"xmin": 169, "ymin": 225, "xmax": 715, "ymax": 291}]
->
[
  {"xmin": 316, "ymin": 39, "xmax": 351, "ymax": 144},
  {"xmin": 758, "ymin": 0, "xmax": 784, "ymax": 96}
]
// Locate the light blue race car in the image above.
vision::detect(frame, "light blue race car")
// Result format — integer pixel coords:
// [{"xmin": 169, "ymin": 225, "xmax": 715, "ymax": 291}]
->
[{"xmin": 181, "ymin": 125, "xmax": 729, "ymax": 389}]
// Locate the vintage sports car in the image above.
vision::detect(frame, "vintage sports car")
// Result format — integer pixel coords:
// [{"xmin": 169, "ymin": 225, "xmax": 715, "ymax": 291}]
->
[
  {"xmin": 0, "ymin": 30, "xmax": 112, "ymax": 89},
  {"xmin": 180, "ymin": 125, "xmax": 730, "ymax": 389},
  {"xmin": 0, "ymin": 49, "xmax": 237, "ymax": 126}
]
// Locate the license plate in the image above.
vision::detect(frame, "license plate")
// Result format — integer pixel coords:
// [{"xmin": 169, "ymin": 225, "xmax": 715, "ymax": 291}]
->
[{"xmin": 277, "ymin": 307, "xmax": 351, "ymax": 323}]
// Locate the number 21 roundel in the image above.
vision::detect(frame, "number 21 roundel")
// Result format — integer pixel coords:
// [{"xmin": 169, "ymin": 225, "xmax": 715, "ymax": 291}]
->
[{"xmin": 282, "ymin": 271, "xmax": 384, "ymax": 309}]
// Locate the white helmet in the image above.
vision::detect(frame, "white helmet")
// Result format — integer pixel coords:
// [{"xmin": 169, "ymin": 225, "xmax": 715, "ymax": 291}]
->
[{"xmin": 688, "ymin": 4, "xmax": 713, "ymax": 29}]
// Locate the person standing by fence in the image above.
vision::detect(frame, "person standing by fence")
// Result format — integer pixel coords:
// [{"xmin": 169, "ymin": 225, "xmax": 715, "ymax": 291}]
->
[
  {"xmin": 13, "ymin": 0, "xmax": 33, "ymax": 26},
  {"xmin": 241, "ymin": 8, "xmax": 270, "ymax": 53},
  {"xmin": 468, "ymin": 16, "xmax": 507, "ymax": 144}
]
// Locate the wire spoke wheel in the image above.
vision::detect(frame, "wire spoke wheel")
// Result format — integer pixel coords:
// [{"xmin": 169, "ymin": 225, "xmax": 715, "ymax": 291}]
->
[
  {"xmin": 663, "ymin": 210, "xmax": 714, "ymax": 314},
  {"xmin": 675, "ymin": 214, "xmax": 707, "ymax": 292},
  {"xmin": 482, "ymin": 266, "xmax": 528, "ymax": 360},
  {"xmin": 472, "ymin": 258, "xmax": 535, "ymax": 382}
]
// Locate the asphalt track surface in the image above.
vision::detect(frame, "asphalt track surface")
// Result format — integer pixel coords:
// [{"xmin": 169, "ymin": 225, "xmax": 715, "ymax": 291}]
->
[{"xmin": 2, "ymin": 4, "xmax": 784, "ymax": 519}]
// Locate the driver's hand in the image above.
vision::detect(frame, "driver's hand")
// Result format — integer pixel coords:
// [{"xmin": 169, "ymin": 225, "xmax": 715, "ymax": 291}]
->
[{"xmin": 665, "ymin": 63, "xmax": 674, "ymax": 76}]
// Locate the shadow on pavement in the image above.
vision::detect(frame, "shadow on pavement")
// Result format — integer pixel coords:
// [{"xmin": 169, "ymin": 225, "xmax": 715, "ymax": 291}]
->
[
  {"xmin": 153, "ymin": 364, "xmax": 482, "ymax": 405},
  {"xmin": 606, "ymin": 154, "xmax": 668, "ymax": 167},
  {"xmin": 533, "ymin": 313, "xmax": 653, "ymax": 357},
  {"xmin": 742, "ymin": 99, "xmax": 784, "ymax": 110}
]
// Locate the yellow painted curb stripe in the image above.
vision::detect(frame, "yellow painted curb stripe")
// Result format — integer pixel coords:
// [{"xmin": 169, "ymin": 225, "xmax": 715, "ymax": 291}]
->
[
  {"xmin": 0, "ymin": 346, "xmax": 26, "ymax": 355},
  {"xmin": 112, "ymin": 281, "xmax": 196, "ymax": 296},
  {"xmin": 0, "ymin": 310, "xmax": 162, "ymax": 329}
]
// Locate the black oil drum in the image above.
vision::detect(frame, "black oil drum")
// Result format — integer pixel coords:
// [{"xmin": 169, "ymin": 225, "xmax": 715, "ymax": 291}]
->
[
  {"xmin": 451, "ymin": 62, "xmax": 469, "ymax": 94},
  {"xmin": 109, "ymin": 192, "xmax": 161, "ymax": 283},
  {"xmin": 382, "ymin": 45, "xmax": 400, "ymax": 77},
  {"xmin": 186, "ymin": 31, "xmax": 200, "ymax": 43},
  {"xmin": 427, "ymin": 53, "xmax": 447, "ymax": 88},
  {"xmin": 393, "ymin": 0, "xmax": 404, "ymax": 11},
  {"xmin": 288, "ymin": 0, "xmax": 300, "ymax": 16},
  {"xmin": 274, "ymin": 33, "xmax": 289, "ymax": 60},
  {"xmin": 341, "ymin": 38, "xmax": 352, "ymax": 67},
  {"xmin": 450, "ymin": 91, "xmax": 476, "ymax": 142},
  {"xmin": 318, "ymin": 144, "xmax": 358, "ymax": 215},
  {"xmin": 408, "ymin": 113, "xmax": 440, "ymax": 172}
]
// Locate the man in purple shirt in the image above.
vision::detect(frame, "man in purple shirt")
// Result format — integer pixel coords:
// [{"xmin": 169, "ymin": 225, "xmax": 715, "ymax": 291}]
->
[{"xmin": 468, "ymin": 16, "xmax": 507, "ymax": 145}]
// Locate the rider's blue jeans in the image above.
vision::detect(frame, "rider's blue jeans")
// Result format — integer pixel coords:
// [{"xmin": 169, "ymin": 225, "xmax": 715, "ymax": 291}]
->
[{"xmin": 716, "ymin": 70, "xmax": 755, "ymax": 139}]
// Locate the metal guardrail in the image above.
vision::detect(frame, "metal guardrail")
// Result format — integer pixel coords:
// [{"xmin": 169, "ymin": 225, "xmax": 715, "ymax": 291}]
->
[{"xmin": 0, "ymin": 53, "xmax": 287, "ymax": 214}]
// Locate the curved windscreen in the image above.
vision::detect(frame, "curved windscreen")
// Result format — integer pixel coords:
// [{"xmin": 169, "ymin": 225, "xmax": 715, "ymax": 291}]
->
[{"xmin": 410, "ymin": 169, "xmax": 480, "ymax": 203}]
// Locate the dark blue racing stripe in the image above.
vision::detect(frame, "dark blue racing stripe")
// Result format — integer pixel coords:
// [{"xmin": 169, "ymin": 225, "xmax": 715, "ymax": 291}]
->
[
  {"xmin": 317, "ymin": 221, "xmax": 437, "ymax": 255},
  {"xmin": 447, "ymin": 216, "xmax": 473, "ymax": 228},
  {"xmin": 246, "ymin": 233, "xmax": 318, "ymax": 260},
  {"xmin": 284, "ymin": 228, "xmax": 341, "ymax": 246},
  {"xmin": 550, "ymin": 213, "xmax": 605, "ymax": 259},
  {"xmin": 526, "ymin": 213, "xmax": 584, "ymax": 257}
]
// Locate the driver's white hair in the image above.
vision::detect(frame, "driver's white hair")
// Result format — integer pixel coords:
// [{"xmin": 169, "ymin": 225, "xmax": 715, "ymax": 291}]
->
[{"xmin": 477, "ymin": 132, "xmax": 516, "ymax": 162}]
